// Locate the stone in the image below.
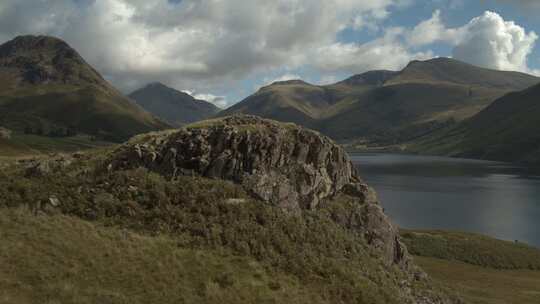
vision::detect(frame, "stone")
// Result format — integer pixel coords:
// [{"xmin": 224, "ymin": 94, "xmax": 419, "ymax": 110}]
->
[
  {"xmin": 48, "ymin": 196, "xmax": 60, "ymax": 207},
  {"xmin": 0, "ymin": 127, "xmax": 12, "ymax": 139},
  {"xmin": 106, "ymin": 115, "xmax": 411, "ymax": 268},
  {"xmin": 109, "ymin": 115, "xmax": 358, "ymax": 211}
]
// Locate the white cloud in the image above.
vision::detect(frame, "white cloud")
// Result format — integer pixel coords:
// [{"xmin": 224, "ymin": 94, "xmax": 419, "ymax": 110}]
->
[
  {"xmin": 1, "ymin": 1, "xmax": 537, "ymax": 108},
  {"xmin": 406, "ymin": 10, "xmax": 538, "ymax": 73},
  {"xmin": 263, "ymin": 73, "xmax": 302, "ymax": 85},
  {"xmin": 452, "ymin": 11, "xmax": 538, "ymax": 73},
  {"xmin": 183, "ymin": 90, "xmax": 228, "ymax": 109},
  {"xmin": 312, "ymin": 27, "xmax": 434, "ymax": 73},
  {"xmin": 317, "ymin": 75, "xmax": 340, "ymax": 85},
  {"xmin": 406, "ymin": 10, "xmax": 465, "ymax": 47},
  {"xmin": 0, "ymin": 0, "xmax": 407, "ymax": 94}
]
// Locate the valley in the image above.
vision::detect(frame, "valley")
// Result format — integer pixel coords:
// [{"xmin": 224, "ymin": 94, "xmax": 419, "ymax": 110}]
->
[{"xmin": 1, "ymin": 31, "xmax": 539, "ymax": 304}]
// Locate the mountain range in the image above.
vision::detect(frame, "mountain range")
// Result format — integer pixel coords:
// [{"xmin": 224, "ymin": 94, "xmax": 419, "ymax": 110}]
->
[
  {"xmin": 0, "ymin": 35, "xmax": 168, "ymax": 142},
  {"xmin": 221, "ymin": 58, "xmax": 539, "ymax": 144},
  {"xmin": 128, "ymin": 82, "xmax": 220, "ymax": 127},
  {"xmin": 1, "ymin": 34, "xmax": 539, "ymax": 164}
]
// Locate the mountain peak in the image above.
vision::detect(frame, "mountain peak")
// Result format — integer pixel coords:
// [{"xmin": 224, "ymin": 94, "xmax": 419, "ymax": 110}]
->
[
  {"xmin": 341, "ymin": 70, "xmax": 398, "ymax": 86},
  {"xmin": 129, "ymin": 82, "xmax": 220, "ymax": 127},
  {"xmin": 143, "ymin": 82, "xmax": 171, "ymax": 90},
  {"xmin": 1, "ymin": 35, "xmax": 71, "ymax": 52},
  {"xmin": 0, "ymin": 35, "xmax": 106, "ymax": 88},
  {"xmin": 136, "ymin": 82, "xmax": 195, "ymax": 100},
  {"xmin": 270, "ymin": 79, "xmax": 309, "ymax": 86},
  {"xmin": 406, "ymin": 57, "xmax": 470, "ymax": 68}
]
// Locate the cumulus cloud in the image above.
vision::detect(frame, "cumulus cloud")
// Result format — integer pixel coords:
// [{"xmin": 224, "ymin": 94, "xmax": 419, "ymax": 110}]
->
[
  {"xmin": 452, "ymin": 11, "xmax": 537, "ymax": 73},
  {"xmin": 0, "ymin": 1, "xmax": 537, "ymax": 107},
  {"xmin": 406, "ymin": 10, "xmax": 465, "ymax": 46},
  {"xmin": 182, "ymin": 90, "xmax": 228, "ymax": 109},
  {"xmin": 0, "ymin": 0, "xmax": 406, "ymax": 97},
  {"xmin": 406, "ymin": 10, "xmax": 538, "ymax": 73},
  {"xmin": 312, "ymin": 27, "xmax": 434, "ymax": 73}
]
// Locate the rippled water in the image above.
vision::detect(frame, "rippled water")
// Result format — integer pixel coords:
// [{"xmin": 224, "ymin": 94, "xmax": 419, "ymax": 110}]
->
[{"xmin": 350, "ymin": 153, "xmax": 540, "ymax": 248}]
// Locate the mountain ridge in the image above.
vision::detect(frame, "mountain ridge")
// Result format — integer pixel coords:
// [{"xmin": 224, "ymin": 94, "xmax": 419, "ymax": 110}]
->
[{"xmin": 221, "ymin": 57, "xmax": 539, "ymax": 143}]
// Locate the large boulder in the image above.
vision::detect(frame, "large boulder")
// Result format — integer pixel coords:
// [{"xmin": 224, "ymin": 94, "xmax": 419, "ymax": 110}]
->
[{"xmin": 107, "ymin": 115, "xmax": 409, "ymax": 267}]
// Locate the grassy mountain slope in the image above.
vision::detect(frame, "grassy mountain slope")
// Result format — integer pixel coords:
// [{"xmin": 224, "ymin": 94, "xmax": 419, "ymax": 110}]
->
[
  {"xmin": 220, "ymin": 80, "xmax": 340, "ymax": 128},
  {"xmin": 129, "ymin": 82, "xmax": 220, "ymax": 127},
  {"xmin": 401, "ymin": 230, "xmax": 540, "ymax": 304},
  {"xmin": 409, "ymin": 83, "xmax": 540, "ymax": 163},
  {"xmin": 221, "ymin": 58, "xmax": 539, "ymax": 144},
  {"xmin": 0, "ymin": 35, "xmax": 168, "ymax": 142}
]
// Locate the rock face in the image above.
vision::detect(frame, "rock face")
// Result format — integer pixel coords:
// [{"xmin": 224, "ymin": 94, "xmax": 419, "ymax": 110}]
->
[{"xmin": 108, "ymin": 115, "xmax": 409, "ymax": 267}]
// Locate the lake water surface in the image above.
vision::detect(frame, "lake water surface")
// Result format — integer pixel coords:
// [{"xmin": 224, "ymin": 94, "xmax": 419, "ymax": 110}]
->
[{"xmin": 350, "ymin": 153, "xmax": 540, "ymax": 248}]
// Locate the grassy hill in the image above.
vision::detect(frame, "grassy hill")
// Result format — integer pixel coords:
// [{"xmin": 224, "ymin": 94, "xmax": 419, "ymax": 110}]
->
[
  {"xmin": 409, "ymin": 83, "xmax": 540, "ymax": 163},
  {"xmin": 0, "ymin": 35, "xmax": 168, "ymax": 143},
  {"xmin": 221, "ymin": 58, "xmax": 539, "ymax": 144},
  {"xmin": 0, "ymin": 119, "xmax": 456, "ymax": 303},
  {"xmin": 129, "ymin": 82, "xmax": 220, "ymax": 127},
  {"xmin": 0, "ymin": 209, "xmax": 325, "ymax": 304},
  {"xmin": 401, "ymin": 230, "xmax": 540, "ymax": 304}
]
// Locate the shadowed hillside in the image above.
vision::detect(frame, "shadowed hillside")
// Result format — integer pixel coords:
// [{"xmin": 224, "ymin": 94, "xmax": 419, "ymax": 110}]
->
[
  {"xmin": 0, "ymin": 35, "xmax": 169, "ymax": 142},
  {"xmin": 129, "ymin": 82, "xmax": 220, "ymax": 127},
  {"xmin": 409, "ymin": 83, "xmax": 540, "ymax": 163}
]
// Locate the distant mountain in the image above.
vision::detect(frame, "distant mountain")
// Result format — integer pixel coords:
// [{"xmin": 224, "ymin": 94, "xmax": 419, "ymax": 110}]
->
[
  {"xmin": 221, "ymin": 58, "xmax": 539, "ymax": 143},
  {"xmin": 0, "ymin": 35, "xmax": 168, "ymax": 142},
  {"xmin": 410, "ymin": 82, "xmax": 540, "ymax": 163},
  {"xmin": 128, "ymin": 82, "xmax": 220, "ymax": 127}
]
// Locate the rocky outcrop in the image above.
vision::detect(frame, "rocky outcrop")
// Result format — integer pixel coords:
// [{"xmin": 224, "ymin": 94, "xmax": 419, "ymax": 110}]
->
[
  {"xmin": 107, "ymin": 115, "xmax": 410, "ymax": 267},
  {"xmin": 109, "ymin": 115, "xmax": 358, "ymax": 211}
]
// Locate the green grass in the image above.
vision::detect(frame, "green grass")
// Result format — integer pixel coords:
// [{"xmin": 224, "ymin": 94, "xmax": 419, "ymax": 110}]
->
[
  {"xmin": 0, "ymin": 134, "xmax": 113, "ymax": 157},
  {"xmin": 0, "ymin": 208, "xmax": 322, "ymax": 304},
  {"xmin": 0, "ymin": 156, "xmax": 452, "ymax": 304},
  {"xmin": 401, "ymin": 230, "xmax": 540, "ymax": 270},
  {"xmin": 415, "ymin": 257, "xmax": 540, "ymax": 304},
  {"xmin": 401, "ymin": 230, "xmax": 540, "ymax": 304}
]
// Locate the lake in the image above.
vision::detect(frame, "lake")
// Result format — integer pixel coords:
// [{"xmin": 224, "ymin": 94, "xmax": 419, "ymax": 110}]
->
[{"xmin": 350, "ymin": 153, "xmax": 540, "ymax": 248}]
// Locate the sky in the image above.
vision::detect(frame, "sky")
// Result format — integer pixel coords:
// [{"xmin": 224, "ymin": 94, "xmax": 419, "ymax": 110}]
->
[{"xmin": 1, "ymin": 0, "xmax": 540, "ymax": 108}]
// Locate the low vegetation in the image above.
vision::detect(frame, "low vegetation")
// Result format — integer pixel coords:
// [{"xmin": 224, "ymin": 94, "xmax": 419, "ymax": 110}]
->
[
  {"xmin": 0, "ymin": 154, "xmax": 451, "ymax": 303},
  {"xmin": 402, "ymin": 230, "xmax": 540, "ymax": 304},
  {"xmin": 0, "ymin": 209, "xmax": 322, "ymax": 304},
  {"xmin": 0, "ymin": 133, "xmax": 112, "ymax": 157},
  {"xmin": 401, "ymin": 230, "xmax": 540, "ymax": 270},
  {"xmin": 416, "ymin": 257, "xmax": 540, "ymax": 304}
]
